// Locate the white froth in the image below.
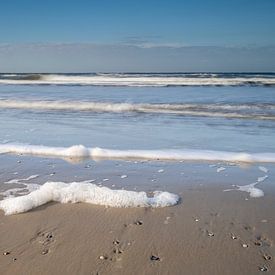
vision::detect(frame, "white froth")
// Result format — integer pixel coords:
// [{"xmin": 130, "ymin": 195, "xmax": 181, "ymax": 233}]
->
[
  {"xmin": 258, "ymin": 166, "xmax": 269, "ymax": 173},
  {"xmin": 1, "ymin": 143, "xmax": 275, "ymax": 163},
  {"xmin": 2, "ymin": 175, "xmax": 40, "ymax": 198},
  {"xmin": 236, "ymin": 184, "xmax": 264, "ymax": 198},
  {"xmin": 257, "ymin": 175, "xmax": 268, "ymax": 182},
  {"xmin": 224, "ymin": 173, "xmax": 268, "ymax": 198},
  {"xmin": 5, "ymin": 174, "xmax": 39, "ymax": 184},
  {"xmin": 216, "ymin": 167, "xmax": 226, "ymax": 173},
  {"xmin": 0, "ymin": 181, "xmax": 179, "ymax": 215}
]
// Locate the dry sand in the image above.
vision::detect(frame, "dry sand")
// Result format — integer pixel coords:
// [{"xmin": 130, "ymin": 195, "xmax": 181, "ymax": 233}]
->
[{"xmin": 0, "ymin": 155, "xmax": 274, "ymax": 274}]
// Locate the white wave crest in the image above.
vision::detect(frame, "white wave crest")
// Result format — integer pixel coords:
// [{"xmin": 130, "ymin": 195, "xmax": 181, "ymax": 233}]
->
[
  {"xmin": 1, "ymin": 144, "xmax": 275, "ymax": 163},
  {"xmin": 0, "ymin": 100, "xmax": 274, "ymax": 120},
  {"xmin": 0, "ymin": 74, "xmax": 275, "ymax": 86},
  {"xmin": 0, "ymin": 181, "xmax": 179, "ymax": 215}
]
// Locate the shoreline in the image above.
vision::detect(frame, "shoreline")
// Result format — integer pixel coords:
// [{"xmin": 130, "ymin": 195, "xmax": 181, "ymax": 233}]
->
[{"xmin": 0, "ymin": 155, "xmax": 274, "ymax": 274}]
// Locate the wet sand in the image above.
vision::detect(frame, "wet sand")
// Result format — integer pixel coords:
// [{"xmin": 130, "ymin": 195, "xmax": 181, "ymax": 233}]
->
[{"xmin": 0, "ymin": 155, "xmax": 274, "ymax": 274}]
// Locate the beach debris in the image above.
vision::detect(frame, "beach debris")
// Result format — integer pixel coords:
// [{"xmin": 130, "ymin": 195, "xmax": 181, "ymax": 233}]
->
[
  {"xmin": 120, "ymin": 175, "xmax": 127, "ymax": 179},
  {"xmin": 158, "ymin": 169, "xmax": 164, "ymax": 173},
  {"xmin": 217, "ymin": 167, "xmax": 226, "ymax": 173},
  {"xmin": 99, "ymin": 255, "xmax": 108, "ymax": 260},
  {"xmin": 259, "ymin": 266, "xmax": 268, "ymax": 272},
  {"xmin": 3, "ymin": 251, "xmax": 10, "ymax": 255},
  {"xmin": 242, "ymin": 244, "xmax": 249, "ymax": 248},
  {"xmin": 134, "ymin": 220, "xmax": 143, "ymax": 225},
  {"xmin": 231, "ymin": 234, "xmax": 237, "ymax": 240},
  {"xmin": 150, "ymin": 255, "xmax": 160, "ymax": 261}
]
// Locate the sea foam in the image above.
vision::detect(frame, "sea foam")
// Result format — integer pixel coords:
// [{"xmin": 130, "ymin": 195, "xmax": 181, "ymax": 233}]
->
[
  {"xmin": 0, "ymin": 181, "xmax": 179, "ymax": 215},
  {"xmin": 1, "ymin": 144, "xmax": 275, "ymax": 163}
]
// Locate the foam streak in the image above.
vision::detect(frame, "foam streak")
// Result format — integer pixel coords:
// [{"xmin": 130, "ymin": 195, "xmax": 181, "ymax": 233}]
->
[
  {"xmin": 1, "ymin": 144, "xmax": 275, "ymax": 163},
  {"xmin": 0, "ymin": 181, "xmax": 179, "ymax": 215}
]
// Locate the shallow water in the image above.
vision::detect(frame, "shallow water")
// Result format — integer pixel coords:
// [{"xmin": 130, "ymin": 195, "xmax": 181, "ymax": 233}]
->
[{"xmin": 0, "ymin": 77, "xmax": 275, "ymax": 153}]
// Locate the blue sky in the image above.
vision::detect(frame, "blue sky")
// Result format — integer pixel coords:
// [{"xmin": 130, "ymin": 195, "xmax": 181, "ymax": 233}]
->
[{"xmin": 0, "ymin": 0, "xmax": 275, "ymax": 72}]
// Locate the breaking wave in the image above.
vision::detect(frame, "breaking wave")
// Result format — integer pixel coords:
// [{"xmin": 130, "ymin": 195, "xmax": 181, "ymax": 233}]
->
[
  {"xmin": 1, "ymin": 100, "xmax": 275, "ymax": 120},
  {"xmin": 0, "ymin": 73, "xmax": 275, "ymax": 86}
]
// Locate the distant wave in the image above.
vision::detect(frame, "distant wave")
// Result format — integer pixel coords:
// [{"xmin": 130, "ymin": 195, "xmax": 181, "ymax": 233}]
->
[
  {"xmin": 0, "ymin": 99, "xmax": 275, "ymax": 120},
  {"xmin": 0, "ymin": 73, "xmax": 275, "ymax": 86},
  {"xmin": 1, "ymin": 144, "xmax": 275, "ymax": 162}
]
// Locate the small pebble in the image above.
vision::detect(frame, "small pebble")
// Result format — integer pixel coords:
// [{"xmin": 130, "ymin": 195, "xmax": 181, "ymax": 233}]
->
[
  {"xmin": 3, "ymin": 251, "xmax": 10, "ymax": 255},
  {"xmin": 121, "ymin": 175, "xmax": 127, "ymax": 179},
  {"xmin": 150, "ymin": 255, "xmax": 160, "ymax": 261},
  {"xmin": 99, "ymin": 255, "xmax": 107, "ymax": 260},
  {"xmin": 12, "ymin": 258, "xmax": 17, "ymax": 262},
  {"xmin": 194, "ymin": 218, "xmax": 199, "ymax": 222},
  {"xmin": 17, "ymin": 161, "xmax": 21, "ymax": 163},
  {"xmin": 242, "ymin": 244, "xmax": 249, "ymax": 248},
  {"xmin": 263, "ymin": 254, "xmax": 272, "ymax": 261},
  {"xmin": 207, "ymin": 232, "xmax": 214, "ymax": 237},
  {"xmin": 113, "ymin": 240, "xmax": 120, "ymax": 245},
  {"xmin": 113, "ymin": 248, "xmax": 122, "ymax": 254},
  {"xmin": 134, "ymin": 220, "xmax": 143, "ymax": 225},
  {"xmin": 259, "ymin": 266, "xmax": 268, "ymax": 272},
  {"xmin": 231, "ymin": 234, "xmax": 237, "ymax": 240},
  {"xmin": 254, "ymin": 241, "xmax": 262, "ymax": 246},
  {"xmin": 41, "ymin": 249, "xmax": 48, "ymax": 255},
  {"xmin": 103, "ymin": 178, "xmax": 109, "ymax": 182},
  {"xmin": 158, "ymin": 169, "xmax": 164, "ymax": 173}
]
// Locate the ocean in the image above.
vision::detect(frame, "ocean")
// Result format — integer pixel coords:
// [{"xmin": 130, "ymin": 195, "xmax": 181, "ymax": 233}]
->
[
  {"xmin": 0, "ymin": 72, "xmax": 275, "ymax": 213},
  {"xmin": 0, "ymin": 73, "xmax": 275, "ymax": 155}
]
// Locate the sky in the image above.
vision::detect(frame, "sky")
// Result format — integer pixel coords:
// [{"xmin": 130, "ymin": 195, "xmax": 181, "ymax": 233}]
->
[{"xmin": 0, "ymin": 0, "xmax": 275, "ymax": 72}]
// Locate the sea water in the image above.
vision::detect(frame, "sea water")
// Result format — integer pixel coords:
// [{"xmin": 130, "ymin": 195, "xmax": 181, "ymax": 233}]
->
[{"xmin": 0, "ymin": 73, "xmax": 274, "ymax": 213}]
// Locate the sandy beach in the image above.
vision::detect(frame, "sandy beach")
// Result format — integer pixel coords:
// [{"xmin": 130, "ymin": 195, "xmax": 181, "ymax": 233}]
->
[{"xmin": 0, "ymin": 155, "xmax": 274, "ymax": 275}]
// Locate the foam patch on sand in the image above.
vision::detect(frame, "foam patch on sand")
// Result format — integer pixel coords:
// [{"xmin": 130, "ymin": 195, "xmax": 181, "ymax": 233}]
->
[
  {"xmin": 1, "ymin": 144, "xmax": 275, "ymax": 163},
  {"xmin": 224, "ymin": 173, "xmax": 268, "ymax": 198},
  {"xmin": 0, "ymin": 181, "xmax": 179, "ymax": 215}
]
